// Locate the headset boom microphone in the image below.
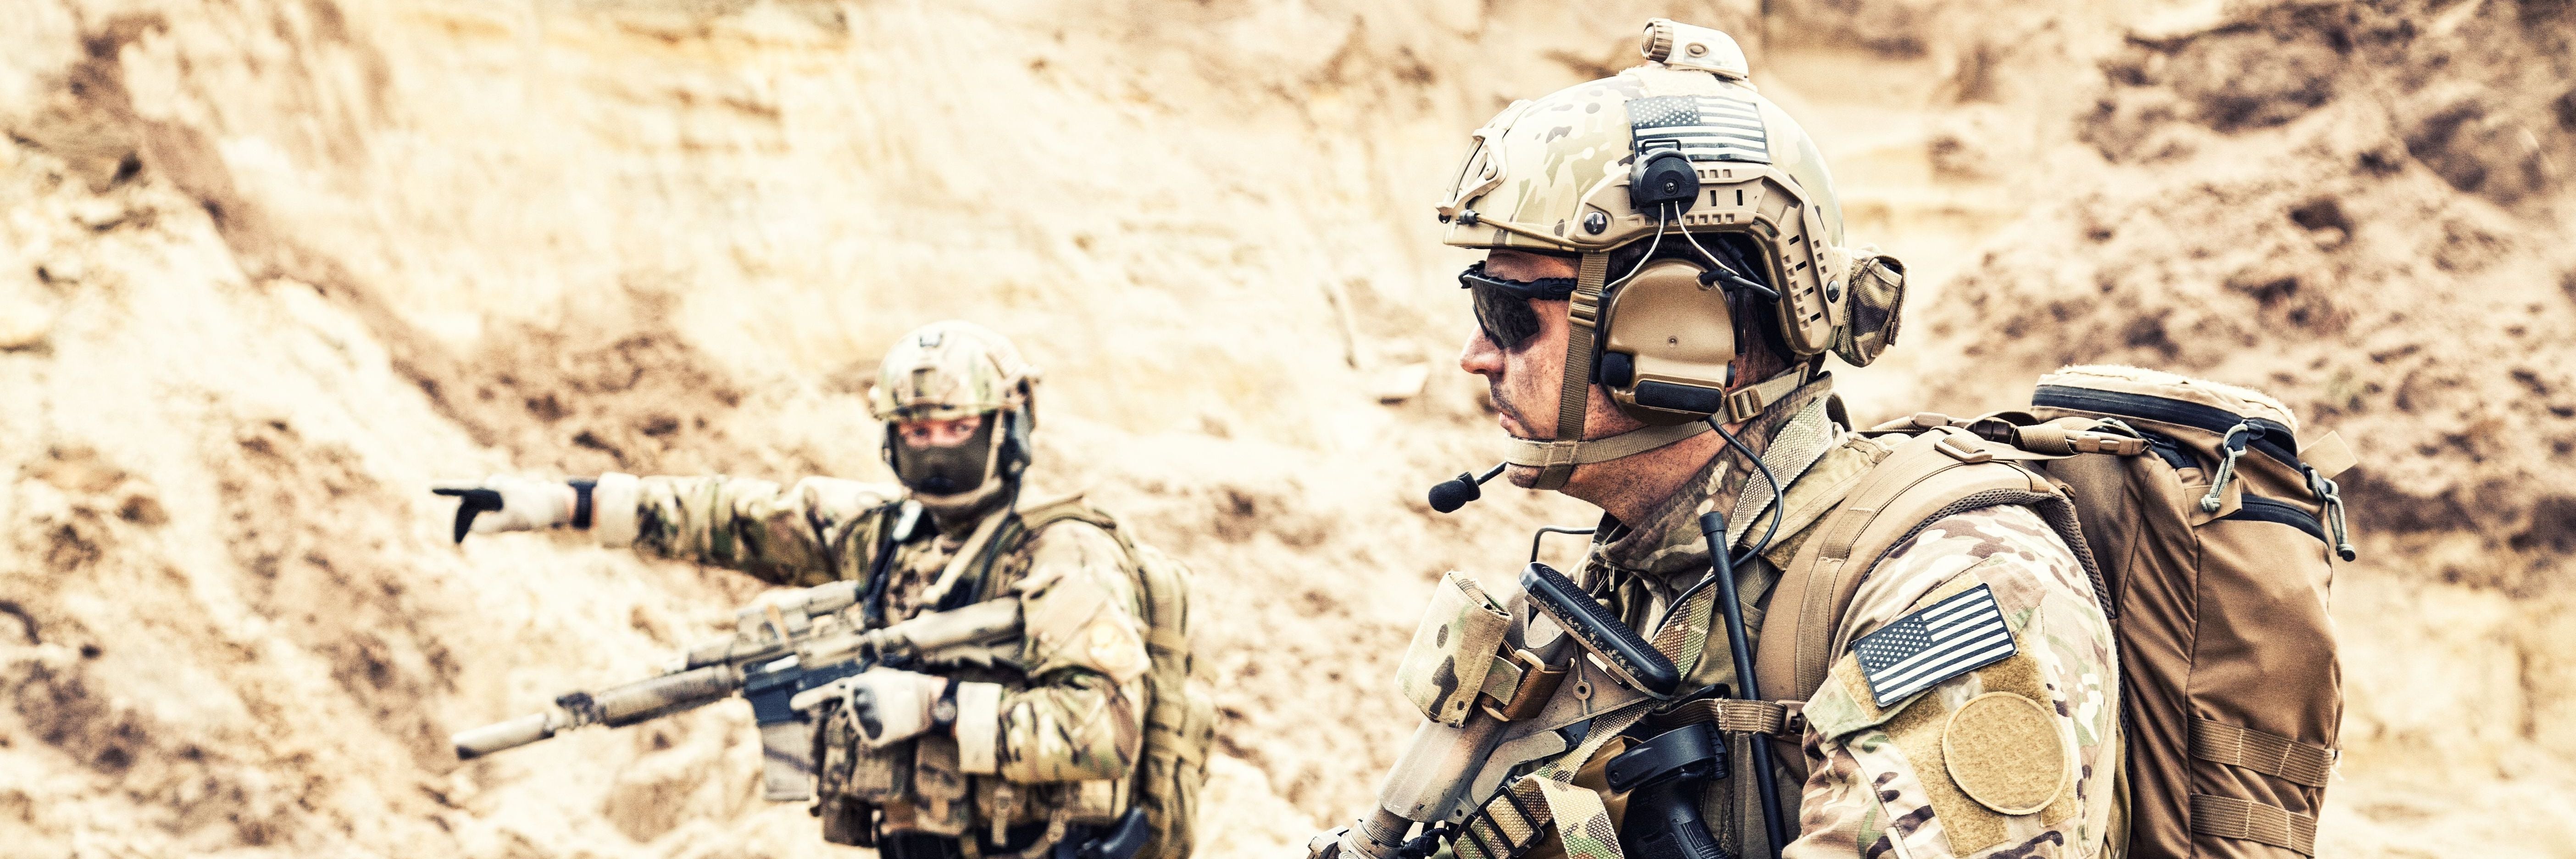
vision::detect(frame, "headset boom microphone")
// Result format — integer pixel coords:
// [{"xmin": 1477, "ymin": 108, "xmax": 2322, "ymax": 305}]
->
[{"xmin": 1427, "ymin": 463, "xmax": 1508, "ymax": 513}]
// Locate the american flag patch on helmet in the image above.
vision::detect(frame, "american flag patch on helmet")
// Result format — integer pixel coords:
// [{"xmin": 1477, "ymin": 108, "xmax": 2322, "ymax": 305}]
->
[
  {"xmin": 1854, "ymin": 584, "xmax": 2016, "ymax": 706},
  {"xmin": 1627, "ymin": 94, "xmax": 1770, "ymax": 164}
]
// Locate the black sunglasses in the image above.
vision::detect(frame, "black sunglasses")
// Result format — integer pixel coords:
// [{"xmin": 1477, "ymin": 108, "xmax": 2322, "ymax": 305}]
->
[{"xmin": 1460, "ymin": 262, "xmax": 1579, "ymax": 351}]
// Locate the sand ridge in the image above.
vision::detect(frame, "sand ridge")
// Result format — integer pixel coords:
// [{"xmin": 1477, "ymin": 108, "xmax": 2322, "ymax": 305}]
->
[{"xmin": 2, "ymin": 0, "xmax": 2568, "ymax": 856}]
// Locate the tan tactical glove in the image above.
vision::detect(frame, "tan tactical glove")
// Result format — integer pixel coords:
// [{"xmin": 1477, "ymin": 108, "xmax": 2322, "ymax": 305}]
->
[
  {"xmin": 430, "ymin": 475, "xmax": 580, "ymax": 542},
  {"xmin": 827, "ymin": 668, "xmax": 955, "ymax": 749}
]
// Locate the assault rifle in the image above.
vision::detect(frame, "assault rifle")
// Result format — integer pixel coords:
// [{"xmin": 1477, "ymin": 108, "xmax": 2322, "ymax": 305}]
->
[{"xmin": 450, "ymin": 579, "xmax": 1020, "ymax": 800}]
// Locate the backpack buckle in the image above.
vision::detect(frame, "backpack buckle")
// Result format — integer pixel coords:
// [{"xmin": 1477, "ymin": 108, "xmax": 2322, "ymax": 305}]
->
[
  {"xmin": 2065, "ymin": 431, "xmax": 2149, "ymax": 456},
  {"xmin": 1933, "ymin": 432, "xmax": 1993, "ymax": 463}
]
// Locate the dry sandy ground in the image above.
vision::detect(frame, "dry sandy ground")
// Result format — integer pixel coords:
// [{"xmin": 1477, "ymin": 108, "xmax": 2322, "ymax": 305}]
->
[{"xmin": 1, "ymin": 0, "xmax": 2569, "ymax": 857}]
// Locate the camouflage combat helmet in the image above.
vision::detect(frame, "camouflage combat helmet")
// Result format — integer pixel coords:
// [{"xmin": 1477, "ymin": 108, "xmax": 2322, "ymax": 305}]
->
[
  {"xmin": 1437, "ymin": 19, "xmax": 1904, "ymax": 490},
  {"xmin": 869, "ymin": 321, "xmax": 1040, "ymax": 506},
  {"xmin": 869, "ymin": 320, "xmax": 1038, "ymax": 423}
]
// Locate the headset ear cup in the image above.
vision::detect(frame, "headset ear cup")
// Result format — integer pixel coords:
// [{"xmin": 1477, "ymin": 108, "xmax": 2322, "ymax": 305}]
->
[{"xmin": 1000, "ymin": 407, "xmax": 1034, "ymax": 478}]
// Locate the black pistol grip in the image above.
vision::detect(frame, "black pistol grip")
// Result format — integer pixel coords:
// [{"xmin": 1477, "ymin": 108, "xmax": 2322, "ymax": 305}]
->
[
  {"xmin": 1627, "ymin": 781, "xmax": 1733, "ymax": 859},
  {"xmin": 1521, "ymin": 562, "xmax": 1680, "ymax": 696},
  {"xmin": 1612, "ymin": 724, "xmax": 1732, "ymax": 859},
  {"xmin": 1079, "ymin": 808, "xmax": 1151, "ymax": 859}
]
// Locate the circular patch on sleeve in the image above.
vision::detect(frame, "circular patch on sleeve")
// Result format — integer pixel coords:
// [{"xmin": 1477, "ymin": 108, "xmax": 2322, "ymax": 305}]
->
[{"xmin": 1940, "ymin": 692, "xmax": 2068, "ymax": 815}]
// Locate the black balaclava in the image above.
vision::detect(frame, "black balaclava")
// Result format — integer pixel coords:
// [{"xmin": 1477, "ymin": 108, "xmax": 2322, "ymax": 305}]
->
[{"xmin": 890, "ymin": 416, "xmax": 999, "ymax": 498}]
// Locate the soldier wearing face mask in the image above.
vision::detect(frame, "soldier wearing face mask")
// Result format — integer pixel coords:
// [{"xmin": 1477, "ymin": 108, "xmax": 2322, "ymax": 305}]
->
[{"xmin": 433, "ymin": 321, "xmax": 1211, "ymax": 859}]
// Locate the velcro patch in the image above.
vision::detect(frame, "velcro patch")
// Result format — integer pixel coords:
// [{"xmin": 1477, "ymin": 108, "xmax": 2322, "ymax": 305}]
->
[
  {"xmin": 1852, "ymin": 584, "xmax": 2016, "ymax": 705},
  {"xmin": 1942, "ymin": 692, "xmax": 2068, "ymax": 814}
]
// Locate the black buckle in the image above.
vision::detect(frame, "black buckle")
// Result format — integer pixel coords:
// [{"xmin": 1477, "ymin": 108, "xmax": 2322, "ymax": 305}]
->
[{"xmin": 1464, "ymin": 781, "xmax": 1543, "ymax": 859}]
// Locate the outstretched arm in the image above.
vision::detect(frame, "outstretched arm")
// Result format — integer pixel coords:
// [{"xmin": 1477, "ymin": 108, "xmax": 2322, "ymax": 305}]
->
[{"xmin": 592, "ymin": 473, "xmax": 898, "ymax": 587}]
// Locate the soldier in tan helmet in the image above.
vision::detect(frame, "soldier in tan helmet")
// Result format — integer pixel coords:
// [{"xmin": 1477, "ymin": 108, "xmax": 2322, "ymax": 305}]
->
[
  {"xmin": 1317, "ymin": 20, "xmax": 2120, "ymax": 859},
  {"xmin": 436, "ymin": 321, "xmax": 1212, "ymax": 859}
]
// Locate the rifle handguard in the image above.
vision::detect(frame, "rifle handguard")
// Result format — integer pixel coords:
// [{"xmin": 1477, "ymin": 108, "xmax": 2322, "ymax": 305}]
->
[
  {"xmin": 561, "ymin": 664, "xmax": 741, "ymax": 728},
  {"xmin": 1521, "ymin": 562, "xmax": 1680, "ymax": 696}
]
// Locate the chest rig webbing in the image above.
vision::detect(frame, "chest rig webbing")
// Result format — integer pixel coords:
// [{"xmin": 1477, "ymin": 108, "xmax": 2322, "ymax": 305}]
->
[{"xmin": 1440, "ymin": 393, "xmax": 1841, "ymax": 859}]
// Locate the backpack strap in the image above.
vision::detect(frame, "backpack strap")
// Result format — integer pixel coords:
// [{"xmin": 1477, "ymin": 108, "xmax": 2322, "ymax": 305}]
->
[
  {"xmin": 1753, "ymin": 427, "xmax": 2101, "ymax": 724},
  {"xmin": 942, "ymin": 491, "xmax": 1121, "ymax": 609},
  {"xmin": 860, "ymin": 501, "xmax": 922, "ymax": 628},
  {"xmin": 980, "ymin": 494, "xmax": 1197, "ymax": 662}
]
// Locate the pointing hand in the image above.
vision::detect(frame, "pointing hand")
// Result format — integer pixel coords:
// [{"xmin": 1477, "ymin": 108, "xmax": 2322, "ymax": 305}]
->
[{"xmin": 431, "ymin": 475, "xmax": 577, "ymax": 543}]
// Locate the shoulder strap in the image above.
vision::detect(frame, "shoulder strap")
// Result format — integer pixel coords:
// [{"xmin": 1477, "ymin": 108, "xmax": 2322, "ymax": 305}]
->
[
  {"xmin": 1754, "ymin": 428, "xmax": 2076, "ymax": 711},
  {"xmin": 860, "ymin": 501, "xmax": 918, "ymax": 627},
  {"xmin": 949, "ymin": 494, "xmax": 1124, "ymax": 609}
]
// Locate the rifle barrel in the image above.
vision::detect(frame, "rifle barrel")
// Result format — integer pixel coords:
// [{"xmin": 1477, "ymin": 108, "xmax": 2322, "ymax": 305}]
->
[{"xmin": 453, "ymin": 712, "xmax": 554, "ymax": 760}]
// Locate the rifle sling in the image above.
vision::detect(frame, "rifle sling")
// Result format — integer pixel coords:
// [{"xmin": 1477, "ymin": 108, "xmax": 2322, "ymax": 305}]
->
[{"xmin": 862, "ymin": 503, "xmax": 904, "ymax": 627}]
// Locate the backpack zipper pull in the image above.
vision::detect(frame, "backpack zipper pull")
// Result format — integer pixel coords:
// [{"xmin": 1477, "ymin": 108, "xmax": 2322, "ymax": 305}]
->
[
  {"xmin": 2199, "ymin": 423, "xmax": 2256, "ymax": 513},
  {"xmin": 2305, "ymin": 466, "xmax": 2359, "ymax": 562}
]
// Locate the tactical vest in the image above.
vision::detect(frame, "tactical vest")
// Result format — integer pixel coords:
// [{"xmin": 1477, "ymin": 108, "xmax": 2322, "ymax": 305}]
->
[{"xmin": 813, "ymin": 494, "xmax": 1216, "ymax": 859}]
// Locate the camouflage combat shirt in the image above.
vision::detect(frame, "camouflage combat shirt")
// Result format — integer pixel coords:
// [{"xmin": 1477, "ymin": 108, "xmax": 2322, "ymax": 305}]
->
[
  {"xmin": 594, "ymin": 474, "xmax": 1150, "ymax": 837},
  {"xmin": 1490, "ymin": 382, "xmax": 2121, "ymax": 859}
]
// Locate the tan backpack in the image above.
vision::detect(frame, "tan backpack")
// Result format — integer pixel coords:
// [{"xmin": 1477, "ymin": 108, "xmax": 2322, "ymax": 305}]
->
[
  {"xmin": 985, "ymin": 500, "xmax": 1218, "ymax": 859},
  {"xmin": 1755, "ymin": 365, "xmax": 2353, "ymax": 858}
]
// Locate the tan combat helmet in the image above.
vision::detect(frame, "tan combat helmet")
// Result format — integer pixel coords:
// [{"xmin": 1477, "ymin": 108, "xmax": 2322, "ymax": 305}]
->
[
  {"xmin": 1438, "ymin": 19, "xmax": 1903, "ymax": 490},
  {"xmin": 869, "ymin": 321, "xmax": 1040, "ymax": 508}
]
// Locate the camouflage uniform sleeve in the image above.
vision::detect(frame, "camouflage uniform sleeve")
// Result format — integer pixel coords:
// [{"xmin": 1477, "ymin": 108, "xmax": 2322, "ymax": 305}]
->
[
  {"xmin": 591, "ymin": 472, "xmax": 896, "ymax": 587},
  {"xmin": 1785, "ymin": 504, "xmax": 2121, "ymax": 859},
  {"xmin": 962, "ymin": 521, "xmax": 1149, "ymax": 784}
]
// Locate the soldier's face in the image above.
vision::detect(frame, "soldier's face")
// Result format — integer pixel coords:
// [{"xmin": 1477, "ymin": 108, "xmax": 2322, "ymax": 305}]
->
[
  {"xmin": 1459, "ymin": 251, "xmax": 1644, "ymax": 488},
  {"xmin": 1460, "ymin": 251, "xmax": 1574, "ymax": 441},
  {"xmin": 894, "ymin": 414, "xmax": 985, "ymax": 448}
]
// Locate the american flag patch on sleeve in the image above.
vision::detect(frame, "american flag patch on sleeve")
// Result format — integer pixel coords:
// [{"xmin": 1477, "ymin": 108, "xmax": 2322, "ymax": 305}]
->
[{"xmin": 1853, "ymin": 584, "xmax": 2017, "ymax": 706}]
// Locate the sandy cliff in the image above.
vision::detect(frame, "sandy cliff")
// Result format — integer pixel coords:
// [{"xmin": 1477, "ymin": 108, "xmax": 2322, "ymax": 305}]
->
[{"xmin": 1, "ymin": 0, "xmax": 2567, "ymax": 856}]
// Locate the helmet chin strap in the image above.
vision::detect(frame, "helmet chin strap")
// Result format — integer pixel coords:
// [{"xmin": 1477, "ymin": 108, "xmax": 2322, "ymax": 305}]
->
[
  {"xmin": 1527, "ymin": 252, "xmax": 1614, "ymax": 490},
  {"xmin": 1504, "ymin": 419, "xmax": 1714, "ymax": 472},
  {"xmin": 1502, "ymin": 363, "xmax": 1806, "ymax": 475}
]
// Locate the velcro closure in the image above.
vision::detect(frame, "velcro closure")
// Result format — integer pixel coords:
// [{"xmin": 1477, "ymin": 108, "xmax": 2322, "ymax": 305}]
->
[
  {"xmin": 591, "ymin": 472, "xmax": 640, "ymax": 548},
  {"xmin": 2189, "ymin": 794, "xmax": 2317, "ymax": 856},
  {"xmin": 2193, "ymin": 719, "xmax": 2335, "ymax": 787}
]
